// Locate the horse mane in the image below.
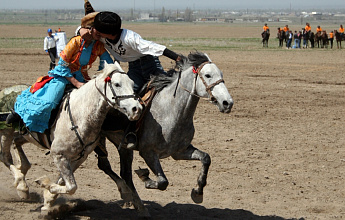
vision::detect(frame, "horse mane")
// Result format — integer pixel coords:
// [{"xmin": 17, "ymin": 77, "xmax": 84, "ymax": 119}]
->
[{"xmin": 146, "ymin": 51, "xmax": 211, "ymax": 93}]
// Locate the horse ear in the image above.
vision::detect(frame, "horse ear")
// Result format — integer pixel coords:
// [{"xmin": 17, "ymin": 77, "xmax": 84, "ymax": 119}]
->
[
  {"xmin": 204, "ymin": 53, "xmax": 212, "ymax": 62},
  {"xmin": 113, "ymin": 61, "xmax": 125, "ymax": 73},
  {"xmin": 101, "ymin": 61, "xmax": 125, "ymax": 79},
  {"xmin": 100, "ymin": 60, "xmax": 112, "ymax": 78}
]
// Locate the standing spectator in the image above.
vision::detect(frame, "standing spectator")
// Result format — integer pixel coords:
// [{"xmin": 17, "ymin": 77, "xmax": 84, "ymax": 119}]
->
[
  {"xmin": 298, "ymin": 31, "xmax": 302, "ymax": 48},
  {"xmin": 293, "ymin": 31, "xmax": 299, "ymax": 48},
  {"xmin": 44, "ymin": 28, "xmax": 59, "ymax": 70},
  {"xmin": 329, "ymin": 30, "xmax": 334, "ymax": 49},
  {"xmin": 302, "ymin": 28, "xmax": 308, "ymax": 48},
  {"xmin": 286, "ymin": 30, "xmax": 293, "ymax": 49}
]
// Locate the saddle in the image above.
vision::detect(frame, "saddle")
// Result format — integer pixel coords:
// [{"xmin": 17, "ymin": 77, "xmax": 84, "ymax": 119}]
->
[
  {"xmin": 18, "ymin": 85, "xmax": 76, "ymax": 150},
  {"xmin": 19, "ymin": 83, "xmax": 157, "ymax": 151},
  {"xmin": 101, "ymin": 85, "xmax": 156, "ymax": 132}
]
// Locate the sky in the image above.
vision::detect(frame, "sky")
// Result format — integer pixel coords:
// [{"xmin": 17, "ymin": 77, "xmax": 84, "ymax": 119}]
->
[{"xmin": 1, "ymin": 0, "xmax": 344, "ymax": 10}]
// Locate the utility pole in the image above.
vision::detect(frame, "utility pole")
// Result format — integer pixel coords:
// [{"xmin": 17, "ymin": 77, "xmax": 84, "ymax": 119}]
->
[{"xmin": 290, "ymin": 3, "xmax": 291, "ymax": 14}]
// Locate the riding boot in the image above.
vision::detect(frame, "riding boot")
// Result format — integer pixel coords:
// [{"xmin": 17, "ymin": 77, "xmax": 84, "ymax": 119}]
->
[
  {"xmin": 125, "ymin": 132, "xmax": 137, "ymax": 150},
  {"xmin": 6, "ymin": 109, "xmax": 20, "ymax": 124},
  {"xmin": 124, "ymin": 121, "xmax": 138, "ymax": 150}
]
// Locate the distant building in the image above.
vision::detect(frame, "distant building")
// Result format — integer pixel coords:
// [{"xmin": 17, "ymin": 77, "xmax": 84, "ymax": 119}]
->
[{"xmin": 312, "ymin": 12, "xmax": 322, "ymax": 20}]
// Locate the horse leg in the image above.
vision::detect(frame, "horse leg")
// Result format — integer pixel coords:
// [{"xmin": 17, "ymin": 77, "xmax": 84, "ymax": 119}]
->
[
  {"xmin": 171, "ymin": 144, "xmax": 211, "ymax": 204},
  {"xmin": 136, "ymin": 151, "xmax": 169, "ymax": 190},
  {"xmin": 94, "ymin": 137, "xmax": 133, "ymax": 202},
  {"xmin": 36, "ymin": 154, "xmax": 77, "ymax": 197},
  {"xmin": 0, "ymin": 129, "xmax": 30, "ymax": 199},
  {"xmin": 117, "ymin": 147, "xmax": 150, "ymax": 217},
  {"xmin": 35, "ymin": 153, "xmax": 82, "ymax": 211},
  {"xmin": 12, "ymin": 140, "xmax": 31, "ymax": 199},
  {"xmin": 0, "ymin": 128, "xmax": 14, "ymax": 169},
  {"xmin": 95, "ymin": 134, "xmax": 150, "ymax": 218}
]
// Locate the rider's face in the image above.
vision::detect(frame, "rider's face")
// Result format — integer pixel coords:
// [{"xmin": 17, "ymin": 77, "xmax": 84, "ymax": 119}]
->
[
  {"xmin": 90, "ymin": 27, "xmax": 101, "ymax": 40},
  {"xmin": 94, "ymin": 28, "xmax": 117, "ymax": 40}
]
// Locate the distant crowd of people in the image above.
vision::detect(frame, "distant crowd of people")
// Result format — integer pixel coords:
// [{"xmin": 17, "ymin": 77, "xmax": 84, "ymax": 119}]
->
[{"xmin": 262, "ymin": 23, "xmax": 345, "ymax": 49}]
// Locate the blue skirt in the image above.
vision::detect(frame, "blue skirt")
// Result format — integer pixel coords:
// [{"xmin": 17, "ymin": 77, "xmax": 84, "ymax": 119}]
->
[{"xmin": 14, "ymin": 77, "xmax": 67, "ymax": 133}]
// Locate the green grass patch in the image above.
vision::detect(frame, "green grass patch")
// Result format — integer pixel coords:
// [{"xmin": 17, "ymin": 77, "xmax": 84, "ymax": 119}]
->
[{"xmin": 1, "ymin": 35, "xmax": 289, "ymax": 51}]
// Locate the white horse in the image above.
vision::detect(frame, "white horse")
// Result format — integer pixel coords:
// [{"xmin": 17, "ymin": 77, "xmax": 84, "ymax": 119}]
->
[
  {"xmin": 99, "ymin": 52, "xmax": 234, "ymax": 216},
  {"xmin": 0, "ymin": 62, "xmax": 143, "ymax": 212}
]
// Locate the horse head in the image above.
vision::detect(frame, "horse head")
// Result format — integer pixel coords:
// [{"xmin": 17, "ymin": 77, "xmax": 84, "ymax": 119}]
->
[
  {"xmin": 97, "ymin": 62, "xmax": 142, "ymax": 121},
  {"xmin": 185, "ymin": 52, "xmax": 233, "ymax": 113}
]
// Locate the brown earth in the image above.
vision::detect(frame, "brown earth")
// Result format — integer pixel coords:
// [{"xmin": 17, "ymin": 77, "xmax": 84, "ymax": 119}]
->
[{"xmin": 0, "ymin": 24, "xmax": 344, "ymax": 220}]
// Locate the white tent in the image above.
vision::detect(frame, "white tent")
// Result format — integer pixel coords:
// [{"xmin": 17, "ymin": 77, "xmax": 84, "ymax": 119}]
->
[{"xmin": 53, "ymin": 32, "xmax": 67, "ymax": 57}]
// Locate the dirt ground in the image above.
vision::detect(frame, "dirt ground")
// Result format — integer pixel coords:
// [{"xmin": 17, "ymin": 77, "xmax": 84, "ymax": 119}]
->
[{"xmin": 0, "ymin": 24, "xmax": 345, "ymax": 220}]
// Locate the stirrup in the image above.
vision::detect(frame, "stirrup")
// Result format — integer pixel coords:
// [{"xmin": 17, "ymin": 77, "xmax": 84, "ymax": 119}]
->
[
  {"xmin": 6, "ymin": 110, "xmax": 20, "ymax": 124},
  {"xmin": 125, "ymin": 132, "xmax": 138, "ymax": 150}
]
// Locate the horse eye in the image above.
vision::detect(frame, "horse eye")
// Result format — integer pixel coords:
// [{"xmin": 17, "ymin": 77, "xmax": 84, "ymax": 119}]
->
[
  {"xmin": 114, "ymin": 83, "xmax": 121, "ymax": 87},
  {"xmin": 205, "ymin": 74, "xmax": 211, "ymax": 78}
]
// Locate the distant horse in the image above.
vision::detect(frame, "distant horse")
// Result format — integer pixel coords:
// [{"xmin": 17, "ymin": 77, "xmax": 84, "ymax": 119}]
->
[
  {"xmin": 99, "ymin": 52, "xmax": 234, "ymax": 217},
  {"xmin": 277, "ymin": 30, "xmax": 286, "ymax": 47},
  {"xmin": 334, "ymin": 30, "xmax": 345, "ymax": 49},
  {"xmin": 262, "ymin": 30, "xmax": 270, "ymax": 47},
  {"xmin": 309, "ymin": 32, "xmax": 315, "ymax": 48},
  {"xmin": 0, "ymin": 62, "xmax": 142, "ymax": 212},
  {"xmin": 320, "ymin": 31, "xmax": 328, "ymax": 48},
  {"xmin": 314, "ymin": 31, "xmax": 322, "ymax": 48}
]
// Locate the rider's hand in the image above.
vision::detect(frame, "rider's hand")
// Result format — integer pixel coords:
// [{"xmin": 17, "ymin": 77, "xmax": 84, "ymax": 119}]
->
[
  {"xmin": 76, "ymin": 82, "xmax": 85, "ymax": 89},
  {"xmin": 80, "ymin": 27, "xmax": 93, "ymax": 41}
]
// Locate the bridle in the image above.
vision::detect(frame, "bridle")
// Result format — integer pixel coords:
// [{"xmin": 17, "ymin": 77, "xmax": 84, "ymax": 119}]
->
[
  {"xmin": 181, "ymin": 61, "xmax": 224, "ymax": 102},
  {"xmin": 95, "ymin": 70, "xmax": 139, "ymax": 108},
  {"xmin": 67, "ymin": 70, "xmax": 139, "ymax": 161}
]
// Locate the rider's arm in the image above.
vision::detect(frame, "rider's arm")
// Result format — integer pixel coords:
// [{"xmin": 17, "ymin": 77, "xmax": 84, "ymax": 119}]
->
[
  {"xmin": 66, "ymin": 76, "xmax": 84, "ymax": 89},
  {"xmin": 79, "ymin": 27, "xmax": 93, "ymax": 41},
  {"xmin": 163, "ymin": 48, "xmax": 181, "ymax": 61}
]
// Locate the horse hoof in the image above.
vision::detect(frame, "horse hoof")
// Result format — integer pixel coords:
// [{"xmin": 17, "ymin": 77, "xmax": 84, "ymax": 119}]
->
[
  {"xmin": 135, "ymin": 168, "xmax": 150, "ymax": 178},
  {"xmin": 191, "ymin": 188, "xmax": 203, "ymax": 204},
  {"xmin": 17, "ymin": 189, "xmax": 30, "ymax": 200},
  {"xmin": 138, "ymin": 207, "xmax": 151, "ymax": 219},
  {"xmin": 120, "ymin": 191, "xmax": 133, "ymax": 202},
  {"xmin": 35, "ymin": 175, "xmax": 51, "ymax": 189}
]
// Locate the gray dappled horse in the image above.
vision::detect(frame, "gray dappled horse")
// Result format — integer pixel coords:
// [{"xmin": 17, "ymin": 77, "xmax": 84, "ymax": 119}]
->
[
  {"xmin": 99, "ymin": 52, "xmax": 234, "ymax": 217},
  {"xmin": 0, "ymin": 62, "xmax": 143, "ymax": 213}
]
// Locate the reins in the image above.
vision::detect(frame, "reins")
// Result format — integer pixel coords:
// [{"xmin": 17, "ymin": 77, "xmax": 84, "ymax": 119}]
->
[
  {"xmin": 66, "ymin": 70, "xmax": 138, "ymax": 161},
  {"xmin": 65, "ymin": 92, "xmax": 99, "ymax": 161},
  {"xmin": 95, "ymin": 70, "xmax": 139, "ymax": 109}
]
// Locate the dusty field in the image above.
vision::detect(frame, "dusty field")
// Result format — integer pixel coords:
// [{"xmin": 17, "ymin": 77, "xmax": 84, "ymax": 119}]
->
[{"xmin": 0, "ymin": 24, "xmax": 345, "ymax": 220}]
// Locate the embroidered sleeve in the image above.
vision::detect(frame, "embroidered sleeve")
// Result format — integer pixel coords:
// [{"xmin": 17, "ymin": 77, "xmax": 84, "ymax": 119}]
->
[
  {"xmin": 48, "ymin": 57, "xmax": 73, "ymax": 78},
  {"xmin": 60, "ymin": 37, "xmax": 82, "ymax": 63}
]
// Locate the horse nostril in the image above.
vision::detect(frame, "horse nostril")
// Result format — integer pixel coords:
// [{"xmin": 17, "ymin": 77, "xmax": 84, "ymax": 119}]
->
[
  {"xmin": 224, "ymin": 100, "xmax": 233, "ymax": 110},
  {"xmin": 132, "ymin": 106, "xmax": 138, "ymax": 114}
]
